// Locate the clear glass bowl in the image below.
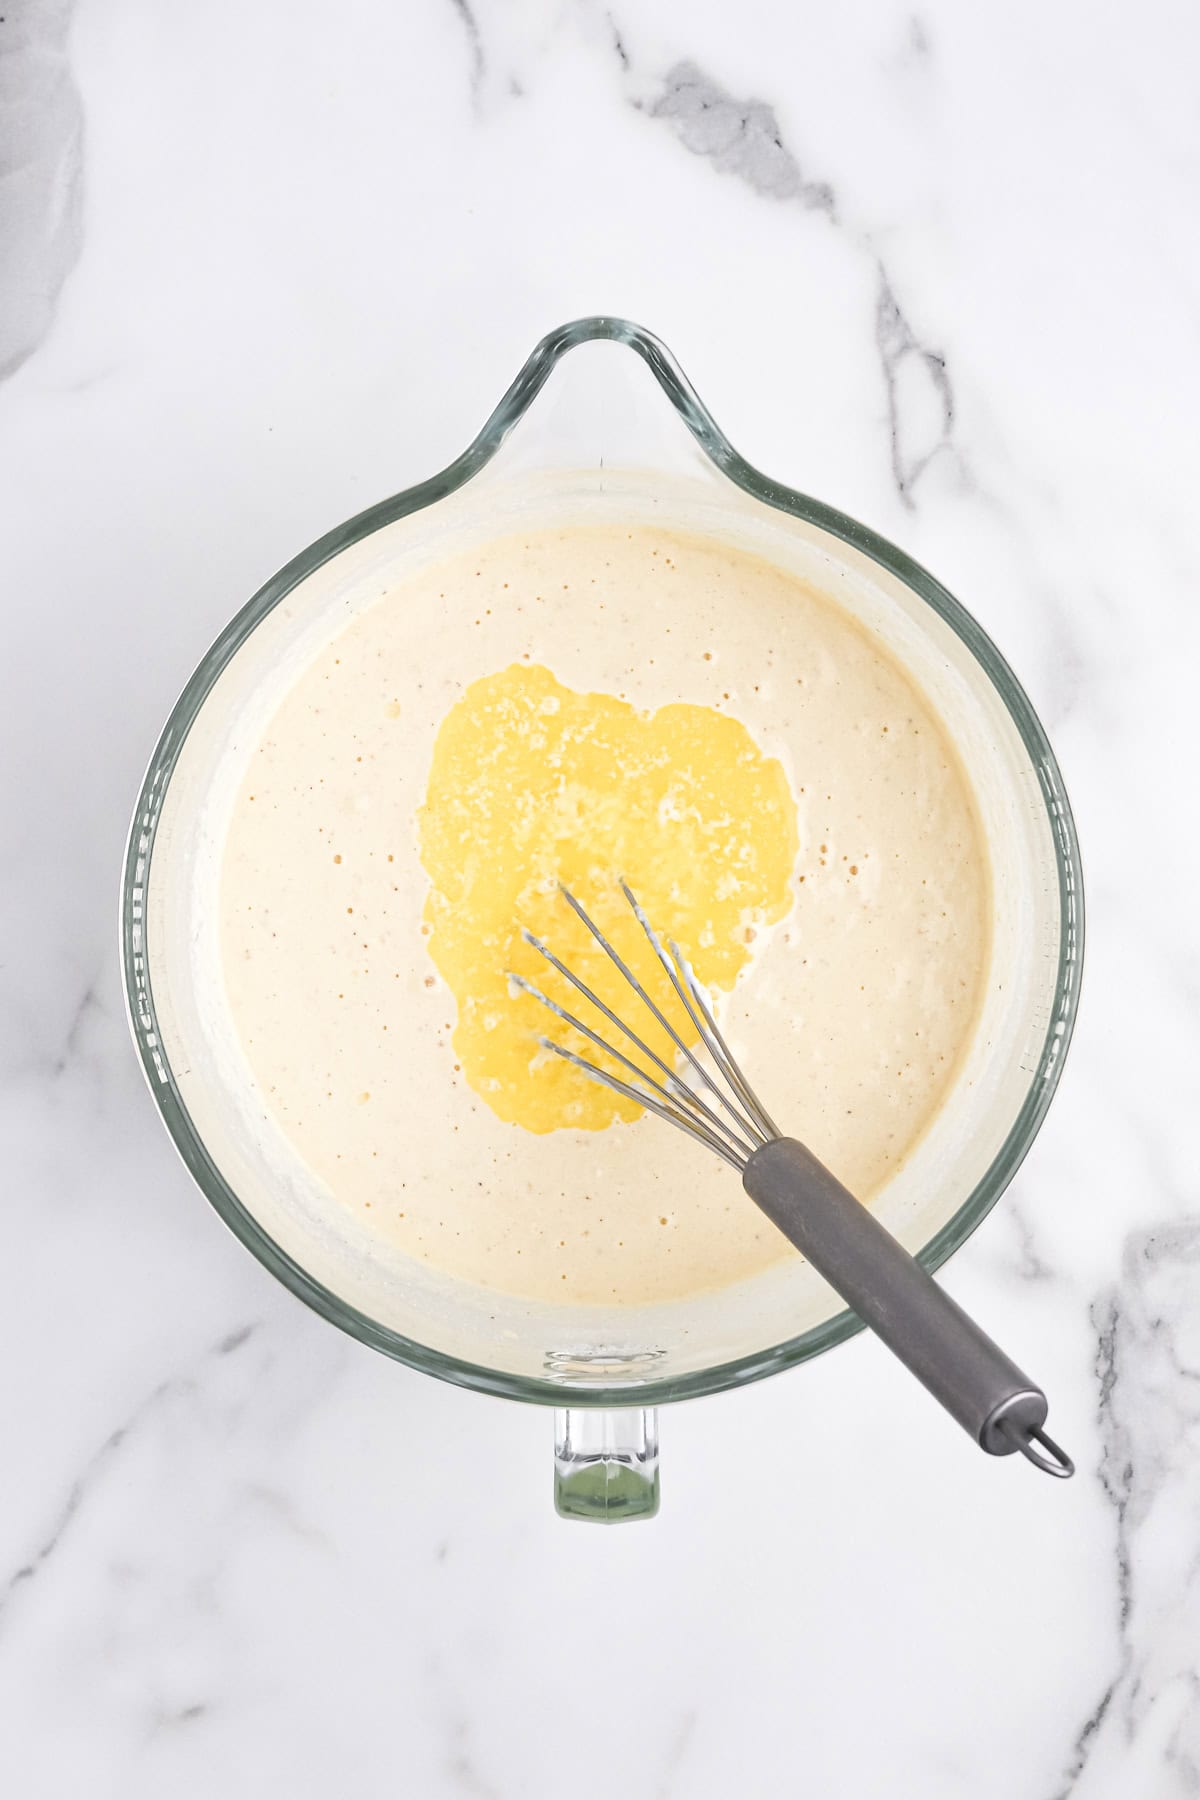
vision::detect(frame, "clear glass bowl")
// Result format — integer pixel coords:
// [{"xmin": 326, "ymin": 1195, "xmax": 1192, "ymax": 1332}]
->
[{"xmin": 121, "ymin": 318, "xmax": 1083, "ymax": 1520}]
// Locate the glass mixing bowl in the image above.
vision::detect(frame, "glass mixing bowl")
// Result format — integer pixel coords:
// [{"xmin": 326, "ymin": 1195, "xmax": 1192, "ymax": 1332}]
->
[{"xmin": 121, "ymin": 318, "xmax": 1083, "ymax": 1521}]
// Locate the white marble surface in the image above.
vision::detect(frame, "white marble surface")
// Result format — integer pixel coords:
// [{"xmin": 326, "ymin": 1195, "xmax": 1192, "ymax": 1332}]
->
[{"xmin": 2, "ymin": 0, "xmax": 1199, "ymax": 1794}]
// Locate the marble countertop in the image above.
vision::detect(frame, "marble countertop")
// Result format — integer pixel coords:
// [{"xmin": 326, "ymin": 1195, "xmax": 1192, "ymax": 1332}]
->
[{"xmin": 3, "ymin": 1, "xmax": 1198, "ymax": 1794}]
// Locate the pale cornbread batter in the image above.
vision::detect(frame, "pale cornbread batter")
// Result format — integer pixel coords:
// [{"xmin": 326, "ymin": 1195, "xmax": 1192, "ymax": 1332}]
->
[{"xmin": 220, "ymin": 525, "xmax": 990, "ymax": 1306}]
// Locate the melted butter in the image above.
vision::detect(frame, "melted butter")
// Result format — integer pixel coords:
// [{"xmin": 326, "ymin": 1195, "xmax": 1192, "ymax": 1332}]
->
[{"xmin": 417, "ymin": 662, "xmax": 799, "ymax": 1132}]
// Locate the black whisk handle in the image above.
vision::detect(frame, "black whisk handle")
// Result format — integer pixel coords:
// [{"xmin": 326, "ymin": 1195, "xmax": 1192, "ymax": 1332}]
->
[{"xmin": 742, "ymin": 1138, "xmax": 1072, "ymax": 1477}]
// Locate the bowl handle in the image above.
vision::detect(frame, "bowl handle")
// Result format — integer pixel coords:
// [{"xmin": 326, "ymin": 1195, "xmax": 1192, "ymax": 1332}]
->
[{"xmin": 553, "ymin": 1406, "xmax": 660, "ymax": 1523}]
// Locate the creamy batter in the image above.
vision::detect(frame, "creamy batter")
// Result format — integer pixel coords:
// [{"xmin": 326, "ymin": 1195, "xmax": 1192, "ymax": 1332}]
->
[{"xmin": 220, "ymin": 525, "xmax": 990, "ymax": 1306}]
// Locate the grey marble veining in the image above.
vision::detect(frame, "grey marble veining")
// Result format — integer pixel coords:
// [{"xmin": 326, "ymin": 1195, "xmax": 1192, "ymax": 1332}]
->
[
  {"xmin": 447, "ymin": 0, "xmax": 485, "ymax": 109},
  {"xmin": 646, "ymin": 61, "xmax": 836, "ymax": 213},
  {"xmin": 874, "ymin": 265, "xmax": 958, "ymax": 504},
  {"xmin": 0, "ymin": 1324, "xmax": 261, "ymax": 1633},
  {"xmin": 0, "ymin": 0, "xmax": 82, "ymax": 378},
  {"xmin": 1056, "ymin": 1223, "xmax": 1200, "ymax": 1797},
  {"xmin": 633, "ymin": 54, "xmax": 962, "ymax": 510}
]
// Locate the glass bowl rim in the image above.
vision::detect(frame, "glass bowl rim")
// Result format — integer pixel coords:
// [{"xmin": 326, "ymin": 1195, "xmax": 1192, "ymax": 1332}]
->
[{"xmin": 120, "ymin": 315, "xmax": 1085, "ymax": 1408}]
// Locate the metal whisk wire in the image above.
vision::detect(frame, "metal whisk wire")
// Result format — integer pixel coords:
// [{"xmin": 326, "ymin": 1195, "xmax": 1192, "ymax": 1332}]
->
[{"xmin": 509, "ymin": 883, "xmax": 777, "ymax": 1172}]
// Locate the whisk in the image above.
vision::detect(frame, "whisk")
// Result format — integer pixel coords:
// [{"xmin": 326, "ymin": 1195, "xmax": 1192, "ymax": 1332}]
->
[{"xmin": 512, "ymin": 882, "xmax": 1073, "ymax": 1479}]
